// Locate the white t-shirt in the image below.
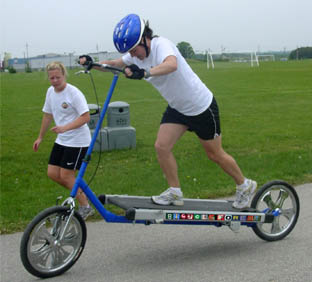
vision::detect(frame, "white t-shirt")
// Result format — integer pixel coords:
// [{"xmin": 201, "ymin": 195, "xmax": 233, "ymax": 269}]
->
[
  {"xmin": 122, "ymin": 37, "xmax": 213, "ymax": 116},
  {"xmin": 43, "ymin": 83, "xmax": 91, "ymax": 147}
]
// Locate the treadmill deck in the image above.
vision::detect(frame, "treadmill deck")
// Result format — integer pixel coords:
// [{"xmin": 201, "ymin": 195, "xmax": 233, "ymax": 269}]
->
[{"xmin": 103, "ymin": 195, "xmax": 253, "ymax": 212}]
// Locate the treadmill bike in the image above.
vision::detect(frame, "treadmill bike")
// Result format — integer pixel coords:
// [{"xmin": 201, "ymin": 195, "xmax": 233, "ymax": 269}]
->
[{"xmin": 20, "ymin": 63, "xmax": 300, "ymax": 278}]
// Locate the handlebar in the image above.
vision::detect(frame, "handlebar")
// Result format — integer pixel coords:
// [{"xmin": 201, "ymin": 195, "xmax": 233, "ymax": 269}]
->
[
  {"xmin": 92, "ymin": 63, "xmax": 124, "ymax": 74},
  {"xmin": 75, "ymin": 62, "xmax": 124, "ymax": 75}
]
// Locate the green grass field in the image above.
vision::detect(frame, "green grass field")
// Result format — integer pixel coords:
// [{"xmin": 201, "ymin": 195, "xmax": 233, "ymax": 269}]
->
[{"xmin": 1, "ymin": 60, "xmax": 312, "ymax": 233}]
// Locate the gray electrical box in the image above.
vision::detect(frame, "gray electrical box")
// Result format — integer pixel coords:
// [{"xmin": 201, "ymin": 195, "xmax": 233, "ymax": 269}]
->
[
  {"xmin": 106, "ymin": 101, "xmax": 136, "ymax": 150},
  {"xmin": 89, "ymin": 101, "xmax": 136, "ymax": 151},
  {"xmin": 90, "ymin": 129, "xmax": 108, "ymax": 152},
  {"xmin": 87, "ymin": 104, "xmax": 101, "ymax": 129},
  {"xmin": 107, "ymin": 101, "xmax": 130, "ymax": 127},
  {"xmin": 106, "ymin": 127, "xmax": 136, "ymax": 150}
]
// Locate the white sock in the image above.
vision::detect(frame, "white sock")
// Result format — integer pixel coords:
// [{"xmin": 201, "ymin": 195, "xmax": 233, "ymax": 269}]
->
[
  {"xmin": 237, "ymin": 178, "xmax": 249, "ymax": 189},
  {"xmin": 169, "ymin": 187, "xmax": 182, "ymax": 195}
]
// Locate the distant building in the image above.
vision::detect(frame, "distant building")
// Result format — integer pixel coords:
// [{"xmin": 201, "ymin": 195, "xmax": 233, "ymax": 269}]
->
[{"xmin": 8, "ymin": 52, "xmax": 120, "ymax": 71}]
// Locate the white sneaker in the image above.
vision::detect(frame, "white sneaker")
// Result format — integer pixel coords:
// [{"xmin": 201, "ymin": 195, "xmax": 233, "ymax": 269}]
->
[
  {"xmin": 232, "ymin": 180, "xmax": 257, "ymax": 209},
  {"xmin": 78, "ymin": 206, "xmax": 95, "ymax": 220},
  {"xmin": 152, "ymin": 188, "xmax": 184, "ymax": 206}
]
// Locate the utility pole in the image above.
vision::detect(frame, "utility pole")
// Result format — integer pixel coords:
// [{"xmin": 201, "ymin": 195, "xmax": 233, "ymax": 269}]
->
[
  {"xmin": 96, "ymin": 44, "xmax": 99, "ymax": 60},
  {"xmin": 25, "ymin": 43, "xmax": 31, "ymax": 72},
  {"xmin": 26, "ymin": 43, "xmax": 29, "ymax": 60}
]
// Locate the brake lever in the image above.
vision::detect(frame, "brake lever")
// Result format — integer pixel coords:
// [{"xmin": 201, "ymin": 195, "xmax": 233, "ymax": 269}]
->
[{"xmin": 75, "ymin": 70, "xmax": 89, "ymax": 75}]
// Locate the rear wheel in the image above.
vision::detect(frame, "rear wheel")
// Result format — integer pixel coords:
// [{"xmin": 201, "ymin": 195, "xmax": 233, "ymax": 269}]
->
[
  {"xmin": 251, "ymin": 180, "xmax": 299, "ymax": 241},
  {"xmin": 20, "ymin": 206, "xmax": 86, "ymax": 278}
]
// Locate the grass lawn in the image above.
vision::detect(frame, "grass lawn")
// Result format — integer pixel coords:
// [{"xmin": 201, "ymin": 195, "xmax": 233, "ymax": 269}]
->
[{"xmin": 1, "ymin": 59, "xmax": 311, "ymax": 233}]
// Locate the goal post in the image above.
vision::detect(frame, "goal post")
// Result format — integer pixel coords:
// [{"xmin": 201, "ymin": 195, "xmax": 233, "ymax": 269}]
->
[
  {"xmin": 206, "ymin": 50, "xmax": 214, "ymax": 69},
  {"xmin": 257, "ymin": 54, "xmax": 275, "ymax": 62},
  {"xmin": 206, "ymin": 50, "xmax": 259, "ymax": 69},
  {"xmin": 250, "ymin": 52, "xmax": 259, "ymax": 67}
]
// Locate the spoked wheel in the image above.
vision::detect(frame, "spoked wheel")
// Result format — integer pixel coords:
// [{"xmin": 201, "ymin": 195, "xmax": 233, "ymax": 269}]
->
[
  {"xmin": 20, "ymin": 206, "xmax": 86, "ymax": 278},
  {"xmin": 251, "ymin": 180, "xmax": 300, "ymax": 241}
]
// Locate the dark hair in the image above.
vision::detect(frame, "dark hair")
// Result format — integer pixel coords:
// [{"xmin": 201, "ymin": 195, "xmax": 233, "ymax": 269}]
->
[{"xmin": 143, "ymin": 20, "xmax": 158, "ymax": 39}]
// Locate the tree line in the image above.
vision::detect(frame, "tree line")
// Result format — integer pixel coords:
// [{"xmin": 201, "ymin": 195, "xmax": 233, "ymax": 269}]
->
[{"xmin": 288, "ymin": 47, "xmax": 312, "ymax": 60}]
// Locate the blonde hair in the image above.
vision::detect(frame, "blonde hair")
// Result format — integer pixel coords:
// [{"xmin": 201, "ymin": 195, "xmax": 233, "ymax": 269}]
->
[{"xmin": 46, "ymin": 61, "xmax": 68, "ymax": 77}]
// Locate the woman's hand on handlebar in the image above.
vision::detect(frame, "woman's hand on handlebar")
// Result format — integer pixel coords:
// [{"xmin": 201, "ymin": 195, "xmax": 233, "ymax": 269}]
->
[
  {"xmin": 78, "ymin": 55, "xmax": 94, "ymax": 70},
  {"xmin": 78, "ymin": 56, "xmax": 126, "ymax": 74}
]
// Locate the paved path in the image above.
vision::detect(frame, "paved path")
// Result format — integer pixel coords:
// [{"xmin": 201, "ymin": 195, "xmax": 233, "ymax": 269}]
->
[{"xmin": 1, "ymin": 183, "xmax": 311, "ymax": 282}]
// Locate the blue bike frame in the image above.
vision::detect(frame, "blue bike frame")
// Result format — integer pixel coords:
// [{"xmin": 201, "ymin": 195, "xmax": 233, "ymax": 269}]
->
[{"xmin": 69, "ymin": 71, "xmax": 135, "ymax": 223}]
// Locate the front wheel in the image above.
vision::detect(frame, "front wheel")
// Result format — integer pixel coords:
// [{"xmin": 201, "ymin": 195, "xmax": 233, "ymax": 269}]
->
[
  {"xmin": 20, "ymin": 206, "xmax": 87, "ymax": 278},
  {"xmin": 251, "ymin": 180, "xmax": 300, "ymax": 241}
]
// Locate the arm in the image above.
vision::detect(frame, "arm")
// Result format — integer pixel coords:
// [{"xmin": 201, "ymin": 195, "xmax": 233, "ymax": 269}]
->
[
  {"xmin": 148, "ymin": 55, "xmax": 177, "ymax": 77},
  {"xmin": 51, "ymin": 111, "xmax": 90, "ymax": 134},
  {"xmin": 33, "ymin": 113, "xmax": 53, "ymax": 151},
  {"xmin": 124, "ymin": 55, "xmax": 177, "ymax": 79}
]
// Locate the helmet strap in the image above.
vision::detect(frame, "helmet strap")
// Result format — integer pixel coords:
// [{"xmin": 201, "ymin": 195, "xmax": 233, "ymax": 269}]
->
[{"xmin": 139, "ymin": 36, "xmax": 149, "ymax": 57}]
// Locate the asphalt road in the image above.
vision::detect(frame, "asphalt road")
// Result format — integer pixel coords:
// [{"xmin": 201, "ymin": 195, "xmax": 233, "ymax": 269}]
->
[{"xmin": 1, "ymin": 183, "xmax": 311, "ymax": 282}]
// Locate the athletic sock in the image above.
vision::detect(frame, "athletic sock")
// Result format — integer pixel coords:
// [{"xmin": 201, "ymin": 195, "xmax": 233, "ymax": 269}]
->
[
  {"xmin": 170, "ymin": 187, "xmax": 182, "ymax": 193},
  {"xmin": 237, "ymin": 178, "xmax": 249, "ymax": 190}
]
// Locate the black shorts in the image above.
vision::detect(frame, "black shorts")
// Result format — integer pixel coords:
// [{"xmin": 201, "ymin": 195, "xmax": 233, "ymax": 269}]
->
[
  {"xmin": 160, "ymin": 97, "xmax": 221, "ymax": 140},
  {"xmin": 48, "ymin": 143, "xmax": 88, "ymax": 170}
]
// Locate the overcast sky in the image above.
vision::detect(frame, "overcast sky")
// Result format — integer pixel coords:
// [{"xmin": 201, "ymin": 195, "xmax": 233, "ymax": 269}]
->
[{"xmin": 1, "ymin": 0, "xmax": 311, "ymax": 58}]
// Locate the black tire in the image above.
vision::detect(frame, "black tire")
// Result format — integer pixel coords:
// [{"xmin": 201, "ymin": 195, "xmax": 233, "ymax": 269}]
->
[
  {"xmin": 251, "ymin": 180, "xmax": 300, "ymax": 241},
  {"xmin": 20, "ymin": 206, "xmax": 87, "ymax": 278}
]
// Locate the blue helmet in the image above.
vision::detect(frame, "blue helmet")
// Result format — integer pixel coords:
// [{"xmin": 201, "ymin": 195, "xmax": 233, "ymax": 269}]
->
[{"xmin": 113, "ymin": 14, "xmax": 145, "ymax": 53}]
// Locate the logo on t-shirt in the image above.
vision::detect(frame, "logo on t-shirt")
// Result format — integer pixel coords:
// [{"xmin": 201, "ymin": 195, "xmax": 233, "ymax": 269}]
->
[{"xmin": 62, "ymin": 102, "xmax": 68, "ymax": 109}]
